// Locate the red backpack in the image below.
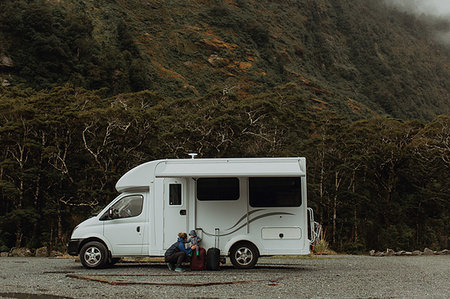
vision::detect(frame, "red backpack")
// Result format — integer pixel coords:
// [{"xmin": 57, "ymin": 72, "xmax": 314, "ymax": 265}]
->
[{"xmin": 190, "ymin": 247, "xmax": 206, "ymax": 270}]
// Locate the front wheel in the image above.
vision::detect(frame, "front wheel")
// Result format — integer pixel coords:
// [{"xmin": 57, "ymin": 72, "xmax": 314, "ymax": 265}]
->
[
  {"xmin": 230, "ymin": 242, "xmax": 259, "ymax": 269},
  {"xmin": 80, "ymin": 241, "xmax": 108, "ymax": 269}
]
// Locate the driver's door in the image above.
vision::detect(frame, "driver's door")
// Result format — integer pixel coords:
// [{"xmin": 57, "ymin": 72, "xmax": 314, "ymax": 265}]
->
[{"xmin": 102, "ymin": 194, "xmax": 146, "ymax": 255}]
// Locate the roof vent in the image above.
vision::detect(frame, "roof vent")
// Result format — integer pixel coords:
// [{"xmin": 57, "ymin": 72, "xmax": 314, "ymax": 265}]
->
[{"xmin": 188, "ymin": 153, "xmax": 198, "ymax": 159}]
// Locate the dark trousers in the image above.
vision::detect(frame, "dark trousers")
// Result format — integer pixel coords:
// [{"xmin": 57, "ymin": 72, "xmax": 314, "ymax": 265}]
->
[{"xmin": 165, "ymin": 251, "xmax": 186, "ymax": 267}]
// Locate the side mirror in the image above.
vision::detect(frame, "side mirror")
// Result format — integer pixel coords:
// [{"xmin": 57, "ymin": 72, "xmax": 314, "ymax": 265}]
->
[
  {"xmin": 100, "ymin": 208, "xmax": 118, "ymax": 220},
  {"xmin": 100, "ymin": 209, "xmax": 113, "ymax": 221}
]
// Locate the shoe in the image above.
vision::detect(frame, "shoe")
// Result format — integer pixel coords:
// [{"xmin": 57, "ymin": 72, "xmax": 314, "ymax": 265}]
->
[
  {"xmin": 167, "ymin": 263, "xmax": 175, "ymax": 271},
  {"xmin": 175, "ymin": 267, "xmax": 186, "ymax": 273}
]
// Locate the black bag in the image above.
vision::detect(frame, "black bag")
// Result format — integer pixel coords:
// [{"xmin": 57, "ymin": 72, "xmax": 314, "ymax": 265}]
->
[
  {"xmin": 206, "ymin": 248, "xmax": 220, "ymax": 270},
  {"xmin": 206, "ymin": 228, "xmax": 220, "ymax": 270}
]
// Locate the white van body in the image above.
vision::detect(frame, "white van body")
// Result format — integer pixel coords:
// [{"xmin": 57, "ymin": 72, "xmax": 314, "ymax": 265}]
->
[{"xmin": 68, "ymin": 157, "xmax": 318, "ymax": 269}]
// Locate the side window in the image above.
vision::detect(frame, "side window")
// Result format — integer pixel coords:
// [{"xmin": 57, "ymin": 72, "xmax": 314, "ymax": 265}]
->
[
  {"xmin": 197, "ymin": 178, "xmax": 239, "ymax": 201},
  {"xmin": 249, "ymin": 177, "xmax": 301, "ymax": 207},
  {"xmin": 101, "ymin": 194, "xmax": 144, "ymax": 220},
  {"xmin": 169, "ymin": 184, "xmax": 182, "ymax": 205}
]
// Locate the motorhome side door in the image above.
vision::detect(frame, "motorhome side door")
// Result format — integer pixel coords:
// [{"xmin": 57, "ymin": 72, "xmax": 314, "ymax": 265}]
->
[{"xmin": 163, "ymin": 178, "xmax": 188, "ymax": 249}]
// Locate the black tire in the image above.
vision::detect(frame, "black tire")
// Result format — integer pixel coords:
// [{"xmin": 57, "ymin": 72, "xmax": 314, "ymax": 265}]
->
[
  {"xmin": 230, "ymin": 242, "xmax": 259, "ymax": 269},
  {"xmin": 80, "ymin": 241, "xmax": 108, "ymax": 269}
]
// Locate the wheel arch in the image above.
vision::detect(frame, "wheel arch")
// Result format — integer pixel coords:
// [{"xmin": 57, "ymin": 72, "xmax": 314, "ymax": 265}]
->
[
  {"xmin": 78, "ymin": 237, "xmax": 109, "ymax": 255},
  {"xmin": 229, "ymin": 240, "xmax": 260, "ymax": 257},
  {"xmin": 224, "ymin": 236, "xmax": 261, "ymax": 257}
]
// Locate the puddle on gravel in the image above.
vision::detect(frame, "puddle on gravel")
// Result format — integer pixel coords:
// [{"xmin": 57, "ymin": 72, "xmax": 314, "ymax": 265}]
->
[{"xmin": 0, "ymin": 293, "xmax": 73, "ymax": 299}]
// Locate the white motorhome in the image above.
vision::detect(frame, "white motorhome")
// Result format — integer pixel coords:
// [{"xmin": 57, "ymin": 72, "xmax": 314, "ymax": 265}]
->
[{"xmin": 68, "ymin": 157, "xmax": 319, "ymax": 269}]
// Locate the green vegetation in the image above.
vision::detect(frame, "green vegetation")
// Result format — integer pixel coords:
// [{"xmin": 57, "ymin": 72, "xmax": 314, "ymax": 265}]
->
[
  {"xmin": 0, "ymin": 0, "xmax": 152, "ymax": 93},
  {"xmin": 1, "ymin": 0, "xmax": 449, "ymax": 119},
  {"xmin": 0, "ymin": 0, "xmax": 448, "ymax": 253},
  {"xmin": 0, "ymin": 86, "xmax": 448, "ymax": 253}
]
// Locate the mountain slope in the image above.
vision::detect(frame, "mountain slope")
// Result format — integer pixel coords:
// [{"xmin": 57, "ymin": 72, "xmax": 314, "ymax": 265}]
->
[{"xmin": 0, "ymin": 0, "xmax": 449, "ymax": 120}]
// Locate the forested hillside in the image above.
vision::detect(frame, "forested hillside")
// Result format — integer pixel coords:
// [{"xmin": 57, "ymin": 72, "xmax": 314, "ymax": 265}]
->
[
  {"xmin": 0, "ymin": 0, "xmax": 449, "ymax": 253},
  {"xmin": 1, "ymin": 0, "xmax": 449, "ymax": 119}
]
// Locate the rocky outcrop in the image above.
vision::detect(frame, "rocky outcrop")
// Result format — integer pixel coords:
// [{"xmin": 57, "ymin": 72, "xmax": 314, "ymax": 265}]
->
[
  {"xmin": 10, "ymin": 248, "xmax": 33, "ymax": 257},
  {"xmin": 370, "ymin": 248, "xmax": 448, "ymax": 256},
  {"xmin": 0, "ymin": 53, "xmax": 14, "ymax": 69},
  {"xmin": 0, "ymin": 247, "xmax": 65, "ymax": 257},
  {"xmin": 439, "ymin": 249, "xmax": 449, "ymax": 255},
  {"xmin": 207, "ymin": 54, "xmax": 229, "ymax": 67},
  {"xmin": 423, "ymin": 248, "xmax": 435, "ymax": 255},
  {"xmin": 35, "ymin": 247, "xmax": 49, "ymax": 257},
  {"xmin": 49, "ymin": 250, "xmax": 63, "ymax": 257}
]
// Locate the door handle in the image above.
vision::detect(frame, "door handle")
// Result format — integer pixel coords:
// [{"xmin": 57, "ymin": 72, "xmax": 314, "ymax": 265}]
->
[{"xmin": 136, "ymin": 226, "xmax": 140, "ymax": 232}]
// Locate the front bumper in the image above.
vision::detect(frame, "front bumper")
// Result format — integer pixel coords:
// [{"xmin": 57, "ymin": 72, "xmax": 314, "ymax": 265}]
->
[{"xmin": 67, "ymin": 239, "xmax": 82, "ymax": 256}]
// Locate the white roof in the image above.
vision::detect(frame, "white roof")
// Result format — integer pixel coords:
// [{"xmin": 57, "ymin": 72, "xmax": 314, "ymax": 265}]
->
[{"xmin": 116, "ymin": 157, "xmax": 306, "ymax": 192}]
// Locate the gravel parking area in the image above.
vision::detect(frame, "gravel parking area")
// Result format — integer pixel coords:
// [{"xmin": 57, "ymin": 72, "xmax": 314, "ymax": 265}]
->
[{"xmin": 0, "ymin": 255, "xmax": 449, "ymax": 298}]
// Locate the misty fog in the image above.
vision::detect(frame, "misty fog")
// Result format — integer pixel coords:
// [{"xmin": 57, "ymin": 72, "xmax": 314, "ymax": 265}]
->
[
  {"xmin": 386, "ymin": 0, "xmax": 450, "ymax": 16},
  {"xmin": 386, "ymin": 0, "xmax": 450, "ymax": 45}
]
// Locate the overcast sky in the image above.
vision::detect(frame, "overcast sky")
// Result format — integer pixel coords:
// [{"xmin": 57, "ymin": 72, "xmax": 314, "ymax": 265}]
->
[{"xmin": 387, "ymin": 0, "xmax": 450, "ymax": 16}]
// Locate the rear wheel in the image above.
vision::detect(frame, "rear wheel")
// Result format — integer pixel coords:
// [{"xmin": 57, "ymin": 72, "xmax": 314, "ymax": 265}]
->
[
  {"xmin": 230, "ymin": 242, "xmax": 259, "ymax": 269},
  {"xmin": 80, "ymin": 241, "xmax": 108, "ymax": 269}
]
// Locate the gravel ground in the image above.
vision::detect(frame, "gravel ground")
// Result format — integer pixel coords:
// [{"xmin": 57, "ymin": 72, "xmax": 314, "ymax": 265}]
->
[{"xmin": 0, "ymin": 255, "xmax": 449, "ymax": 298}]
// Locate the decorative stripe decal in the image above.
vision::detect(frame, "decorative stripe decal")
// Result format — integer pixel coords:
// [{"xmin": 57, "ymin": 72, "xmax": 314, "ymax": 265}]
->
[
  {"xmin": 225, "ymin": 209, "xmax": 264, "ymax": 230},
  {"xmin": 199, "ymin": 211, "xmax": 295, "ymax": 237}
]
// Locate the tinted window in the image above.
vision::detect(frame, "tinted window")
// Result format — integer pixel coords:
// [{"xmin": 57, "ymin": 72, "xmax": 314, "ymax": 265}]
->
[
  {"xmin": 101, "ymin": 195, "xmax": 143, "ymax": 220},
  {"xmin": 197, "ymin": 178, "xmax": 239, "ymax": 201},
  {"xmin": 169, "ymin": 184, "xmax": 182, "ymax": 205},
  {"xmin": 249, "ymin": 177, "xmax": 301, "ymax": 207}
]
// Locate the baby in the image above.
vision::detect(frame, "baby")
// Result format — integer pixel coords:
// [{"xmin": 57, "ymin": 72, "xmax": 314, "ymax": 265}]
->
[{"xmin": 187, "ymin": 230, "xmax": 202, "ymax": 256}]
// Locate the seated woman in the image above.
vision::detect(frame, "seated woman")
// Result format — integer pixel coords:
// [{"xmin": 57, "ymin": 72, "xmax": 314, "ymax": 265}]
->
[{"xmin": 164, "ymin": 232, "xmax": 197, "ymax": 272}]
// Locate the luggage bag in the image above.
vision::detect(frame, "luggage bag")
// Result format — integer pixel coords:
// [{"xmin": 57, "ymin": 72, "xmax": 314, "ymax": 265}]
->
[
  {"xmin": 206, "ymin": 248, "xmax": 220, "ymax": 270},
  {"xmin": 206, "ymin": 228, "xmax": 220, "ymax": 270},
  {"xmin": 190, "ymin": 247, "xmax": 206, "ymax": 270}
]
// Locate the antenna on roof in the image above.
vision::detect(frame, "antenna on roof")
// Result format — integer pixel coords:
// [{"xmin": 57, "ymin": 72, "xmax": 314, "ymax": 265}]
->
[{"xmin": 188, "ymin": 153, "xmax": 198, "ymax": 159}]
